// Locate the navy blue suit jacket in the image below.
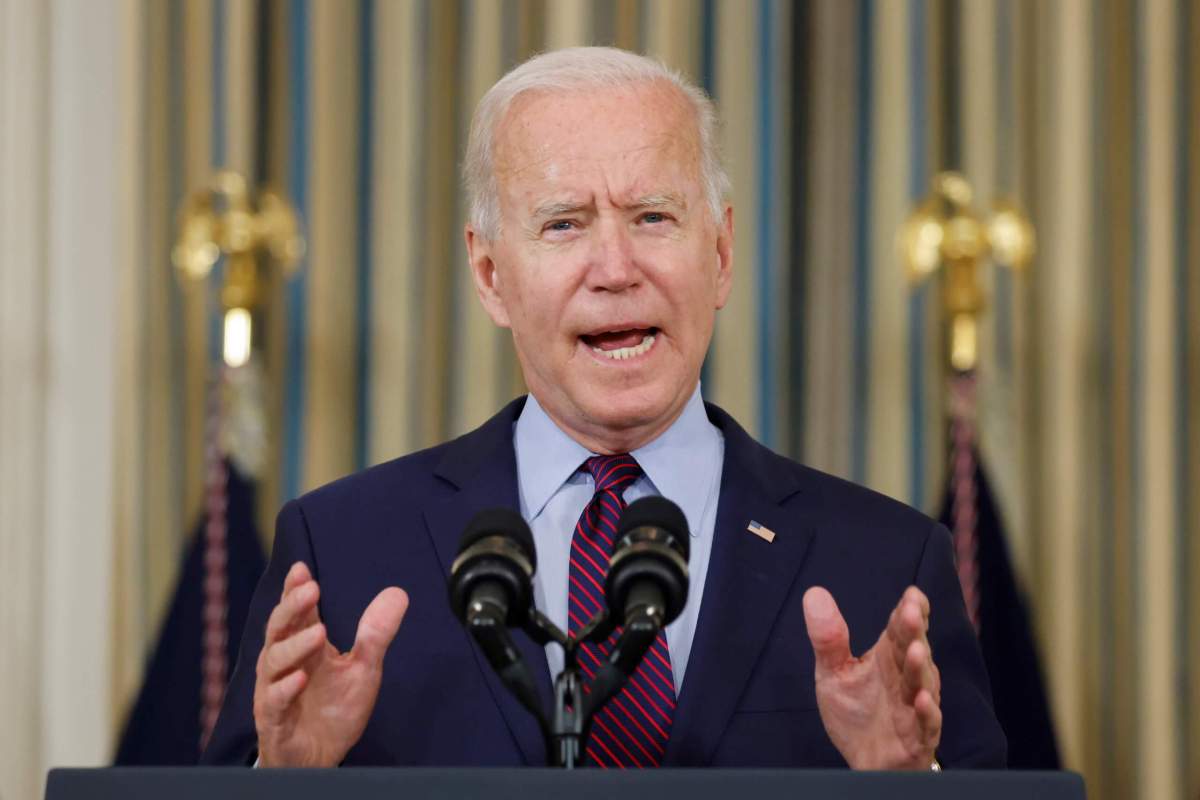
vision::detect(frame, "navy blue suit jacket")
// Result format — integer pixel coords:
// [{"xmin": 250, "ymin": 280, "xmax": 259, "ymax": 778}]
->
[{"xmin": 202, "ymin": 399, "xmax": 1006, "ymax": 767}]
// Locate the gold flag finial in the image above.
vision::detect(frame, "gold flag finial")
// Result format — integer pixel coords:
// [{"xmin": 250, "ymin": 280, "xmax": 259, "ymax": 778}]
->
[
  {"xmin": 172, "ymin": 170, "xmax": 305, "ymax": 368},
  {"xmin": 897, "ymin": 171, "xmax": 1035, "ymax": 373}
]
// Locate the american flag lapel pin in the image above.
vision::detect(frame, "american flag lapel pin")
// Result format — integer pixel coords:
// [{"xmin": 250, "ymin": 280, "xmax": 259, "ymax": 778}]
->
[{"xmin": 746, "ymin": 519, "xmax": 776, "ymax": 543}]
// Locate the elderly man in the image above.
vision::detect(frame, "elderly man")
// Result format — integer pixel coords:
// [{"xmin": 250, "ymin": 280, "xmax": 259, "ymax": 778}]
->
[{"xmin": 203, "ymin": 46, "xmax": 1005, "ymax": 770}]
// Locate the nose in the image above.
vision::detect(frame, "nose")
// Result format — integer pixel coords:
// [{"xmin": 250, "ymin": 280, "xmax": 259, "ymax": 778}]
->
[{"xmin": 583, "ymin": 217, "xmax": 640, "ymax": 292}]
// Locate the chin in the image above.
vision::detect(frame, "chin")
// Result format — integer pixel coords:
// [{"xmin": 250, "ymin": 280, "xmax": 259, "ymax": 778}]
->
[{"xmin": 578, "ymin": 380, "xmax": 685, "ymax": 434}]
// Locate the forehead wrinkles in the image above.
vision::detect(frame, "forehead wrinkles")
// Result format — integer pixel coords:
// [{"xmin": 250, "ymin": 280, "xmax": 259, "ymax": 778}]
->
[
  {"xmin": 506, "ymin": 139, "xmax": 688, "ymax": 195},
  {"xmin": 492, "ymin": 85, "xmax": 702, "ymax": 205}
]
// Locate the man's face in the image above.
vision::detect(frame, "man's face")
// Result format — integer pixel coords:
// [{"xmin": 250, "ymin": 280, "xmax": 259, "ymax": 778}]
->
[{"xmin": 466, "ymin": 80, "xmax": 733, "ymax": 452}]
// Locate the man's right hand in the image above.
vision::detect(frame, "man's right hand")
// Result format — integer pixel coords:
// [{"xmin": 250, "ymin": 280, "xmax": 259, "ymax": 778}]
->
[{"xmin": 253, "ymin": 561, "xmax": 409, "ymax": 767}]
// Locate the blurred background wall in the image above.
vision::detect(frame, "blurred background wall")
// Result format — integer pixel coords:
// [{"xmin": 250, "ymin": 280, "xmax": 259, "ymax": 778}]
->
[{"xmin": 1, "ymin": 1, "xmax": 1196, "ymax": 798}]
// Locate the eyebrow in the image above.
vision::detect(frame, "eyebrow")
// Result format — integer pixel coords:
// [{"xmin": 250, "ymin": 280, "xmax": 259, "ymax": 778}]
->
[
  {"xmin": 530, "ymin": 200, "xmax": 591, "ymax": 220},
  {"xmin": 528, "ymin": 192, "xmax": 687, "ymax": 221},
  {"xmin": 629, "ymin": 192, "xmax": 686, "ymax": 210}
]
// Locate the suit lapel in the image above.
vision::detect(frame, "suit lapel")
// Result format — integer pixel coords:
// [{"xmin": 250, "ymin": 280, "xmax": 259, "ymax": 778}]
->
[
  {"xmin": 664, "ymin": 404, "xmax": 817, "ymax": 765},
  {"xmin": 419, "ymin": 398, "xmax": 818, "ymax": 766},
  {"xmin": 420, "ymin": 398, "xmax": 554, "ymax": 766}
]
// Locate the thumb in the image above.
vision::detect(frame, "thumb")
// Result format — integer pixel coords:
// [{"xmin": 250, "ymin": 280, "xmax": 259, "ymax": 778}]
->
[
  {"xmin": 353, "ymin": 587, "xmax": 409, "ymax": 667},
  {"xmin": 803, "ymin": 586, "xmax": 852, "ymax": 675}
]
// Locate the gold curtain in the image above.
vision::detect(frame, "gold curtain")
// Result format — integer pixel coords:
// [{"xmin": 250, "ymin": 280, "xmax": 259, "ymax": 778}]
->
[{"xmin": 111, "ymin": 2, "xmax": 1198, "ymax": 798}]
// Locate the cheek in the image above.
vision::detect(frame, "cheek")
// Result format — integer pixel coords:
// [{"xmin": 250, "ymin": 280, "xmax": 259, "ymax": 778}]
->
[
  {"xmin": 665, "ymin": 269, "xmax": 719, "ymax": 325},
  {"xmin": 501, "ymin": 264, "xmax": 573, "ymax": 339}
]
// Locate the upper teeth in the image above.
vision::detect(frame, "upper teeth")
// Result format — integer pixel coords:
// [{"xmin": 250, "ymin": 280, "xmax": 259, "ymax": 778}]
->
[{"xmin": 593, "ymin": 333, "xmax": 655, "ymax": 360}]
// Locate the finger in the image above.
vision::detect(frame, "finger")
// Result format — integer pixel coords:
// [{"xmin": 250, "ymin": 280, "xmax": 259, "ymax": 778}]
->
[
  {"xmin": 281, "ymin": 561, "xmax": 313, "ymax": 598},
  {"xmin": 903, "ymin": 585, "xmax": 931, "ymax": 618},
  {"xmin": 902, "ymin": 639, "xmax": 936, "ymax": 705},
  {"xmin": 353, "ymin": 587, "xmax": 409, "ymax": 667},
  {"xmin": 274, "ymin": 563, "xmax": 320, "ymax": 637},
  {"xmin": 264, "ymin": 579, "xmax": 319, "ymax": 644},
  {"xmin": 265, "ymin": 579, "xmax": 321, "ymax": 645},
  {"xmin": 802, "ymin": 587, "xmax": 852, "ymax": 675},
  {"xmin": 264, "ymin": 668, "xmax": 308, "ymax": 718},
  {"xmin": 285, "ymin": 563, "xmax": 323, "ymax": 632},
  {"xmin": 885, "ymin": 589, "xmax": 930, "ymax": 672},
  {"xmin": 263, "ymin": 622, "xmax": 327, "ymax": 681},
  {"xmin": 914, "ymin": 687, "xmax": 942, "ymax": 747}
]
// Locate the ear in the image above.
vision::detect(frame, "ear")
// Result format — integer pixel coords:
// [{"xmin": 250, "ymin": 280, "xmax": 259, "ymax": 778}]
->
[
  {"xmin": 465, "ymin": 224, "xmax": 511, "ymax": 328},
  {"xmin": 714, "ymin": 204, "xmax": 734, "ymax": 309}
]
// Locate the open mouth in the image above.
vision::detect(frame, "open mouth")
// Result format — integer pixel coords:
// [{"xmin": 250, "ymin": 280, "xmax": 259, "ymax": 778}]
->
[{"xmin": 579, "ymin": 326, "xmax": 659, "ymax": 361}]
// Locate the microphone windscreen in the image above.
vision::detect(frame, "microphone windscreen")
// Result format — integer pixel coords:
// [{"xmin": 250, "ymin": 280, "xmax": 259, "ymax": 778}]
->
[
  {"xmin": 617, "ymin": 495, "xmax": 690, "ymax": 561},
  {"xmin": 459, "ymin": 508, "xmax": 537, "ymax": 570}
]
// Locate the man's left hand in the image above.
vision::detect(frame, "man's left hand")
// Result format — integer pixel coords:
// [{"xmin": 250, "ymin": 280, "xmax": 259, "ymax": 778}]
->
[{"xmin": 802, "ymin": 585, "xmax": 942, "ymax": 770}]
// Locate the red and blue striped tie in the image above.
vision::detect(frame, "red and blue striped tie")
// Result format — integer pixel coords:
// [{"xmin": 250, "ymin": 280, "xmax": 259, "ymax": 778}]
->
[{"xmin": 568, "ymin": 454, "xmax": 676, "ymax": 768}]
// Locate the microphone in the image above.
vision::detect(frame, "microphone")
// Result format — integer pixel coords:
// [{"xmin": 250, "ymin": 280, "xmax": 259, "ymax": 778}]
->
[
  {"xmin": 447, "ymin": 508, "xmax": 547, "ymax": 735},
  {"xmin": 448, "ymin": 508, "xmax": 537, "ymax": 628},
  {"xmin": 605, "ymin": 495, "xmax": 690, "ymax": 630}
]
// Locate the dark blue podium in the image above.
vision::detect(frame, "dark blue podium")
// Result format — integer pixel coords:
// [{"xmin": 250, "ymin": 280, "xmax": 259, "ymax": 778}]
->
[{"xmin": 46, "ymin": 767, "xmax": 1086, "ymax": 800}]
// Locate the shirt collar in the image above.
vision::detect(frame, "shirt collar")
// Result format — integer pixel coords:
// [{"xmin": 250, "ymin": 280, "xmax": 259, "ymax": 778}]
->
[
  {"xmin": 514, "ymin": 384, "xmax": 722, "ymax": 540},
  {"xmin": 514, "ymin": 392, "xmax": 593, "ymax": 521},
  {"xmin": 630, "ymin": 385, "xmax": 721, "ymax": 540}
]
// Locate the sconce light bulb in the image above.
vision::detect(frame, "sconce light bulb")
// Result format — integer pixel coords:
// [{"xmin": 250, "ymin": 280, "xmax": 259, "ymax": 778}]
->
[{"xmin": 223, "ymin": 307, "xmax": 253, "ymax": 368}]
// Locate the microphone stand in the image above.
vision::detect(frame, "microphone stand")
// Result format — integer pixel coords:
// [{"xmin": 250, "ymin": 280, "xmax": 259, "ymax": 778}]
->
[
  {"xmin": 514, "ymin": 607, "xmax": 658, "ymax": 768},
  {"xmin": 457, "ymin": 502, "xmax": 688, "ymax": 768},
  {"xmin": 461, "ymin": 580, "xmax": 670, "ymax": 767},
  {"xmin": 464, "ymin": 600, "xmax": 551, "ymax": 743},
  {"xmin": 526, "ymin": 611, "xmax": 586, "ymax": 769}
]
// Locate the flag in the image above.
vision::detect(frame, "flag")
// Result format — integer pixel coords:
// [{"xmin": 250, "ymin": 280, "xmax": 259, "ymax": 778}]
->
[
  {"xmin": 116, "ymin": 363, "xmax": 269, "ymax": 764},
  {"xmin": 114, "ymin": 460, "xmax": 265, "ymax": 764}
]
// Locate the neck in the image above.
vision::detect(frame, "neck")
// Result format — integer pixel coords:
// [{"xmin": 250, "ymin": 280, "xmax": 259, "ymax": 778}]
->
[{"xmin": 534, "ymin": 392, "xmax": 693, "ymax": 456}]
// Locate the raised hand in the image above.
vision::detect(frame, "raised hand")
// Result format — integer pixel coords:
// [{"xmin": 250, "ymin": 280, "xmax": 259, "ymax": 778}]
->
[
  {"xmin": 802, "ymin": 586, "xmax": 942, "ymax": 770},
  {"xmin": 253, "ymin": 561, "xmax": 409, "ymax": 767}
]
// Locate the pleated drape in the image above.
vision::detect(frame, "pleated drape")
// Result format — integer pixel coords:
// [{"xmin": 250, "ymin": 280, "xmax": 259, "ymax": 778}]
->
[{"xmin": 110, "ymin": 2, "xmax": 1198, "ymax": 797}]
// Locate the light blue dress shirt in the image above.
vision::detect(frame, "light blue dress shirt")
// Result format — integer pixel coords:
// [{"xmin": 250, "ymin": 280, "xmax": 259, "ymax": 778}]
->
[{"xmin": 513, "ymin": 383, "xmax": 724, "ymax": 696}]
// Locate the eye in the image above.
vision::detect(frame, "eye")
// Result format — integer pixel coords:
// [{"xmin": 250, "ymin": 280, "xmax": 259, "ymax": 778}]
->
[
  {"xmin": 640, "ymin": 211, "xmax": 670, "ymax": 224},
  {"xmin": 545, "ymin": 219, "xmax": 575, "ymax": 232}
]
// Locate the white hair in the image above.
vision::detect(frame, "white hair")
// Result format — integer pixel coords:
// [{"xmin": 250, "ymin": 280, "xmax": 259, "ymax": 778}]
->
[{"xmin": 463, "ymin": 46, "xmax": 730, "ymax": 240}]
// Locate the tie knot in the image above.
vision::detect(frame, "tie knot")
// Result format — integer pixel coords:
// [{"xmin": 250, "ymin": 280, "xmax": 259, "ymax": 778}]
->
[{"xmin": 583, "ymin": 454, "xmax": 642, "ymax": 495}]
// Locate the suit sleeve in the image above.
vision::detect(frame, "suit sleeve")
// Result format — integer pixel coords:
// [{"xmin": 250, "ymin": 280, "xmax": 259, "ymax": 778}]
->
[
  {"xmin": 200, "ymin": 500, "xmax": 317, "ymax": 765},
  {"xmin": 917, "ymin": 522, "xmax": 1008, "ymax": 768}
]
